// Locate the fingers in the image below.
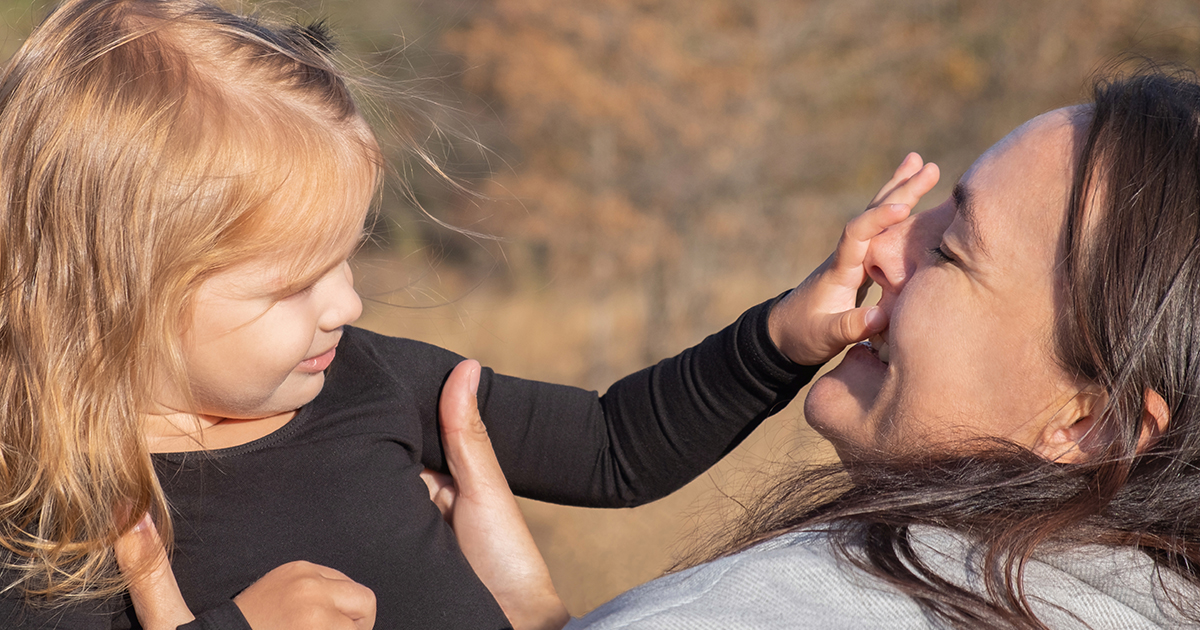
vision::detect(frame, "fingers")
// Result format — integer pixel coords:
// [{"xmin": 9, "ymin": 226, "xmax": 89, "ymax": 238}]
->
[
  {"xmin": 877, "ymin": 160, "xmax": 939, "ymax": 211},
  {"xmin": 115, "ymin": 514, "xmax": 196, "ymax": 630},
  {"xmin": 832, "ymin": 159, "xmax": 940, "ymax": 273},
  {"xmin": 420, "ymin": 468, "xmax": 458, "ymax": 519},
  {"xmin": 831, "ymin": 202, "xmax": 911, "ymax": 273},
  {"xmin": 234, "ymin": 561, "xmax": 376, "ymax": 630},
  {"xmin": 867, "ymin": 152, "xmax": 939, "ymax": 208}
]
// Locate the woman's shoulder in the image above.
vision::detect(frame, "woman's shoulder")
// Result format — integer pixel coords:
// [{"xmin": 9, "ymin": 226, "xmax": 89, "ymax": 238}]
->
[
  {"xmin": 568, "ymin": 530, "xmax": 931, "ymax": 630},
  {"xmin": 568, "ymin": 527, "xmax": 1191, "ymax": 630}
]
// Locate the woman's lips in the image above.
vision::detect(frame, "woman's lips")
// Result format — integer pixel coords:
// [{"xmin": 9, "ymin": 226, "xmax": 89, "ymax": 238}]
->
[
  {"xmin": 297, "ymin": 346, "xmax": 337, "ymax": 373},
  {"xmin": 846, "ymin": 341, "xmax": 888, "ymax": 370},
  {"xmin": 864, "ymin": 334, "xmax": 890, "ymax": 364}
]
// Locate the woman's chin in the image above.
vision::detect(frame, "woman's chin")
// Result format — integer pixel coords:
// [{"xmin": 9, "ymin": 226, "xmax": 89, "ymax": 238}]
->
[{"xmin": 802, "ymin": 356, "xmax": 885, "ymax": 453}]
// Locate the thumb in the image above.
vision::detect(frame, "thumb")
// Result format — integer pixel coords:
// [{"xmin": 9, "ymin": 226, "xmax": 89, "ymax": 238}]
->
[
  {"xmin": 439, "ymin": 360, "xmax": 502, "ymax": 497},
  {"xmin": 829, "ymin": 305, "xmax": 887, "ymax": 348},
  {"xmin": 115, "ymin": 514, "xmax": 195, "ymax": 630}
]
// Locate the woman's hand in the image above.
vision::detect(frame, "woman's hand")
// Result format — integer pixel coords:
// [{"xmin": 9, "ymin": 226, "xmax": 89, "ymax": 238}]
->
[
  {"xmin": 769, "ymin": 152, "xmax": 940, "ymax": 365},
  {"xmin": 114, "ymin": 514, "xmax": 195, "ymax": 630},
  {"xmin": 421, "ymin": 360, "xmax": 570, "ymax": 630},
  {"xmin": 115, "ymin": 515, "xmax": 376, "ymax": 630}
]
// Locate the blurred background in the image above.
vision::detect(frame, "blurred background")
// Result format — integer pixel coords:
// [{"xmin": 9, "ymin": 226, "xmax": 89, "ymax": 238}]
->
[{"xmin": 6, "ymin": 0, "xmax": 1200, "ymax": 616}]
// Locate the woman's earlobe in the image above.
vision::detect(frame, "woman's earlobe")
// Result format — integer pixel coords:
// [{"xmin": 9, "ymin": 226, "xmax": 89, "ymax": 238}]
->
[{"xmin": 1138, "ymin": 389, "xmax": 1170, "ymax": 453}]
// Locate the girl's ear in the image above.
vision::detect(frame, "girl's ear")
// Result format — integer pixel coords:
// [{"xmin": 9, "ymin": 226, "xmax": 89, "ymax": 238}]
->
[{"xmin": 1034, "ymin": 388, "xmax": 1169, "ymax": 463}]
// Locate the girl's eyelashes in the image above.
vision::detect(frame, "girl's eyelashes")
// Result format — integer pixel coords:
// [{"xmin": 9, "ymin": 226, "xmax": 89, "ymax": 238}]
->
[
  {"xmin": 287, "ymin": 283, "xmax": 317, "ymax": 297},
  {"xmin": 928, "ymin": 244, "xmax": 957, "ymax": 264}
]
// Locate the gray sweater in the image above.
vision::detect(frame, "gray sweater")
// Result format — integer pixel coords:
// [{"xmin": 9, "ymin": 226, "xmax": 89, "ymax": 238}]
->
[{"xmin": 567, "ymin": 526, "xmax": 1196, "ymax": 629}]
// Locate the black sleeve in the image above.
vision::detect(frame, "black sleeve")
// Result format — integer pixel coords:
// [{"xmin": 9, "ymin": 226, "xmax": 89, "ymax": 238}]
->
[
  {"xmin": 177, "ymin": 601, "xmax": 251, "ymax": 630},
  {"xmin": 407, "ymin": 295, "xmax": 820, "ymax": 508}
]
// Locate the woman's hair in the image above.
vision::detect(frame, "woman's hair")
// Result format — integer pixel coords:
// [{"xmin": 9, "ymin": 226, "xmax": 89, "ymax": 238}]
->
[
  {"xmin": 0, "ymin": 0, "xmax": 381, "ymax": 600},
  {"xmin": 690, "ymin": 67, "xmax": 1200, "ymax": 629}
]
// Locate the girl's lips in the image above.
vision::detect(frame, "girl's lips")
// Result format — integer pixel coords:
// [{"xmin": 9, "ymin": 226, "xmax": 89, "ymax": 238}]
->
[{"xmin": 297, "ymin": 346, "xmax": 337, "ymax": 373}]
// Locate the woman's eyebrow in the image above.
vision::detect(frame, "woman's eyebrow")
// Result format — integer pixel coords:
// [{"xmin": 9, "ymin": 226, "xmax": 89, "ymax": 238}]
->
[{"xmin": 952, "ymin": 181, "xmax": 988, "ymax": 257}]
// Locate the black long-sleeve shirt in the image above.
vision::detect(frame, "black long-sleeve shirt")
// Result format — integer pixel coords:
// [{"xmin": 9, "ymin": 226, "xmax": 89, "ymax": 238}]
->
[{"xmin": 0, "ymin": 298, "xmax": 817, "ymax": 629}]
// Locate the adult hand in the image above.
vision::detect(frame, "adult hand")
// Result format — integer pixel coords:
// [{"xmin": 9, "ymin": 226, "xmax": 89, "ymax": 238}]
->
[
  {"xmin": 115, "ymin": 514, "xmax": 376, "ymax": 630},
  {"xmin": 115, "ymin": 514, "xmax": 195, "ymax": 630},
  {"xmin": 421, "ymin": 359, "xmax": 570, "ymax": 630},
  {"xmin": 769, "ymin": 152, "xmax": 939, "ymax": 365}
]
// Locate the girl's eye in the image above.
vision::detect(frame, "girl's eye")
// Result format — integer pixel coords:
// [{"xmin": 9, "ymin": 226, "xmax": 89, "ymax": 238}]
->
[
  {"xmin": 277, "ymin": 281, "xmax": 316, "ymax": 301},
  {"xmin": 928, "ymin": 245, "xmax": 957, "ymax": 264}
]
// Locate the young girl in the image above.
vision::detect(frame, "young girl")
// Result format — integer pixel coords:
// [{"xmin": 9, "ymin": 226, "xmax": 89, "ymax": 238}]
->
[{"xmin": 0, "ymin": 0, "xmax": 898, "ymax": 628}]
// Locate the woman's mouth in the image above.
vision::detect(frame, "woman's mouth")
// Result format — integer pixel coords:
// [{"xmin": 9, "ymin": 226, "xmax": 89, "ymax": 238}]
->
[{"xmin": 862, "ymin": 333, "xmax": 890, "ymax": 365}]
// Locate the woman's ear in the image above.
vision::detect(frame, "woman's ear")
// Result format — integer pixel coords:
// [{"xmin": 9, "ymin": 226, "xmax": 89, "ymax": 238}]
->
[
  {"xmin": 1034, "ymin": 388, "xmax": 1107, "ymax": 463},
  {"xmin": 1034, "ymin": 388, "xmax": 1169, "ymax": 463},
  {"xmin": 1138, "ymin": 388, "xmax": 1170, "ymax": 452}
]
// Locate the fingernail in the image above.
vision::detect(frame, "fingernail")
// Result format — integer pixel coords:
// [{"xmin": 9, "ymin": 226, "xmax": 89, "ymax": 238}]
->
[
  {"xmin": 468, "ymin": 362, "xmax": 480, "ymax": 396},
  {"xmin": 865, "ymin": 307, "xmax": 886, "ymax": 330},
  {"xmin": 132, "ymin": 513, "xmax": 151, "ymax": 534}
]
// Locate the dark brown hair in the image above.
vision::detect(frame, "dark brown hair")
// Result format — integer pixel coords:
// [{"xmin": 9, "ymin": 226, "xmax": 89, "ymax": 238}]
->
[{"xmin": 690, "ymin": 67, "xmax": 1200, "ymax": 628}]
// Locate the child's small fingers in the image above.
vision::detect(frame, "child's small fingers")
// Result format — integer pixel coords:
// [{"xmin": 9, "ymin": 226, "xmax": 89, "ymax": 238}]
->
[
  {"xmin": 867, "ymin": 152, "xmax": 924, "ymax": 206},
  {"xmin": 831, "ymin": 203, "xmax": 911, "ymax": 271},
  {"xmin": 874, "ymin": 162, "xmax": 940, "ymax": 210}
]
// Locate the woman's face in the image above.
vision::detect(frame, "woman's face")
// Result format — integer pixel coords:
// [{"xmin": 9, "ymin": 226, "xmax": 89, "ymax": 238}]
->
[{"xmin": 805, "ymin": 108, "xmax": 1094, "ymax": 458}]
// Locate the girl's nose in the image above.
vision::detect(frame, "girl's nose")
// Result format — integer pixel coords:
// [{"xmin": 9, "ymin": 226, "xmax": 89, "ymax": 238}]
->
[{"xmin": 319, "ymin": 261, "xmax": 363, "ymax": 331}]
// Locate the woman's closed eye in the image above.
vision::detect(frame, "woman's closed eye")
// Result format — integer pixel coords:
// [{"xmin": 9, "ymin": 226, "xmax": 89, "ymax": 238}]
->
[{"xmin": 927, "ymin": 244, "xmax": 958, "ymax": 265}]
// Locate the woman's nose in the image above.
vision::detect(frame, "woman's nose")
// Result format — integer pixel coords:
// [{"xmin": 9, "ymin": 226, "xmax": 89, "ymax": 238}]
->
[
  {"xmin": 864, "ymin": 215, "xmax": 918, "ymax": 296},
  {"xmin": 864, "ymin": 198, "xmax": 954, "ymax": 297}
]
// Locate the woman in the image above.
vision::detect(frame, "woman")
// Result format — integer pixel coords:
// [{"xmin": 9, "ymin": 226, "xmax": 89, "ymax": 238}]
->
[
  {"xmin": 124, "ymin": 69, "xmax": 1200, "ymax": 628},
  {"xmin": 423, "ymin": 68, "xmax": 1200, "ymax": 630}
]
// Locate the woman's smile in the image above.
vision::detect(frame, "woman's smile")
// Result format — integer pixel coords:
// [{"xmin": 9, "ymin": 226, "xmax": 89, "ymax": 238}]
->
[{"xmin": 805, "ymin": 107, "xmax": 1094, "ymax": 459}]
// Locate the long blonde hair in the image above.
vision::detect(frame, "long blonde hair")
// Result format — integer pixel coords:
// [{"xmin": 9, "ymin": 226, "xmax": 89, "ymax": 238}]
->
[{"xmin": 0, "ymin": 0, "xmax": 380, "ymax": 600}]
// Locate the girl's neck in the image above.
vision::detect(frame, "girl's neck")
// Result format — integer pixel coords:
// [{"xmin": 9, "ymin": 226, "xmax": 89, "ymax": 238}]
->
[{"xmin": 145, "ymin": 410, "xmax": 297, "ymax": 453}]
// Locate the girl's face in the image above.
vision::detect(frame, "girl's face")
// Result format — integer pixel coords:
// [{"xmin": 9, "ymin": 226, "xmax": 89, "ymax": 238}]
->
[
  {"xmin": 182, "ymin": 254, "xmax": 363, "ymax": 420},
  {"xmin": 804, "ymin": 108, "xmax": 1094, "ymax": 459},
  {"xmin": 162, "ymin": 243, "xmax": 363, "ymax": 424}
]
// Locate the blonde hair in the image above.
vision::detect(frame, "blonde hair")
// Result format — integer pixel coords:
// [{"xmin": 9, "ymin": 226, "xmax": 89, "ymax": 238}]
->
[{"xmin": 0, "ymin": 0, "xmax": 381, "ymax": 600}]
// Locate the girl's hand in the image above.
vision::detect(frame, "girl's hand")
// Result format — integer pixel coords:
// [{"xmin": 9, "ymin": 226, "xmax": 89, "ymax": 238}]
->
[
  {"xmin": 233, "ymin": 562, "xmax": 376, "ymax": 630},
  {"xmin": 420, "ymin": 360, "xmax": 570, "ymax": 630},
  {"xmin": 115, "ymin": 515, "xmax": 376, "ymax": 630},
  {"xmin": 769, "ymin": 153, "xmax": 939, "ymax": 365}
]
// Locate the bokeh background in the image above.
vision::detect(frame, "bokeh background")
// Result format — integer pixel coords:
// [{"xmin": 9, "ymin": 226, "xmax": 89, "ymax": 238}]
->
[{"xmin": 6, "ymin": 0, "xmax": 1200, "ymax": 616}]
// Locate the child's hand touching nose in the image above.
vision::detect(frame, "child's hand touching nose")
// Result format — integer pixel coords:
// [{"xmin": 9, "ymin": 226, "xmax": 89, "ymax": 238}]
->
[
  {"xmin": 768, "ymin": 153, "xmax": 940, "ymax": 365},
  {"xmin": 115, "ymin": 515, "xmax": 376, "ymax": 630}
]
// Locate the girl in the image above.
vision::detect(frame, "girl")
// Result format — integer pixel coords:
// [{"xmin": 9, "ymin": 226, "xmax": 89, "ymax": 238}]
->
[{"xmin": 0, "ymin": 0, "xmax": 891, "ymax": 627}]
